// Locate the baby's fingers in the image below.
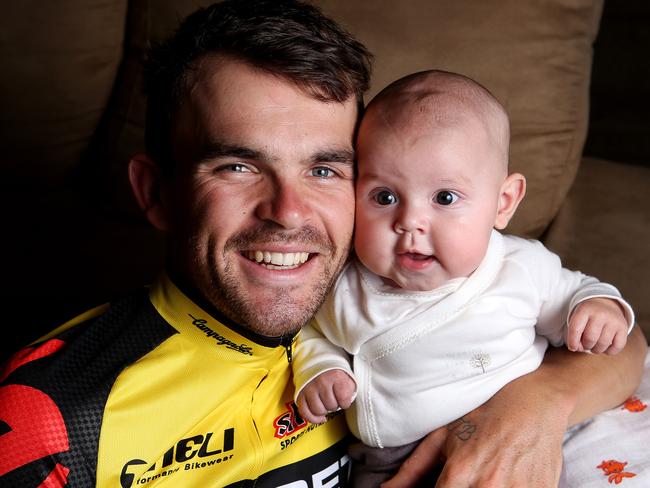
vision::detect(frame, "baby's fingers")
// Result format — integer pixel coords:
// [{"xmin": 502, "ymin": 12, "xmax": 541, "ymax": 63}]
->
[
  {"xmin": 297, "ymin": 390, "xmax": 328, "ymax": 424},
  {"xmin": 604, "ymin": 329, "xmax": 629, "ymax": 355},
  {"xmin": 333, "ymin": 374, "xmax": 356, "ymax": 409},
  {"xmin": 588, "ymin": 321, "xmax": 615, "ymax": 354},
  {"xmin": 567, "ymin": 313, "xmax": 588, "ymax": 352},
  {"xmin": 580, "ymin": 319, "xmax": 606, "ymax": 351}
]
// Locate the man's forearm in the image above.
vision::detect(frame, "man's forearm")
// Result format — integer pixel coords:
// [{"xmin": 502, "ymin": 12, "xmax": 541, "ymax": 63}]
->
[
  {"xmin": 385, "ymin": 328, "xmax": 648, "ymax": 488},
  {"xmin": 542, "ymin": 326, "xmax": 647, "ymax": 426}
]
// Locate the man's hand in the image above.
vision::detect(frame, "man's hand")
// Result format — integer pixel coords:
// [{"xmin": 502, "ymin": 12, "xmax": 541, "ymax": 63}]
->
[
  {"xmin": 567, "ymin": 297, "xmax": 629, "ymax": 354},
  {"xmin": 296, "ymin": 369, "xmax": 356, "ymax": 424}
]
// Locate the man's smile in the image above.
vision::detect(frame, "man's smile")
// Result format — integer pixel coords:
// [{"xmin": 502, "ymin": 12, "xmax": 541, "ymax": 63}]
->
[{"xmin": 245, "ymin": 250, "xmax": 311, "ymax": 269}]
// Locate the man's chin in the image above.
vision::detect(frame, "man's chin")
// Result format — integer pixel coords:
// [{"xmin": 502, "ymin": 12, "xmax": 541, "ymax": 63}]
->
[
  {"xmin": 218, "ymin": 248, "xmax": 347, "ymax": 336},
  {"xmin": 210, "ymin": 273, "xmax": 323, "ymax": 335},
  {"xmin": 232, "ymin": 294, "xmax": 321, "ymax": 337}
]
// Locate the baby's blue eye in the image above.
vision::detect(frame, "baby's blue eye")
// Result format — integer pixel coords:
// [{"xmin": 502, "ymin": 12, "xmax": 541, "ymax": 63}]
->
[
  {"xmin": 375, "ymin": 190, "xmax": 397, "ymax": 205},
  {"xmin": 435, "ymin": 190, "xmax": 459, "ymax": 205}
]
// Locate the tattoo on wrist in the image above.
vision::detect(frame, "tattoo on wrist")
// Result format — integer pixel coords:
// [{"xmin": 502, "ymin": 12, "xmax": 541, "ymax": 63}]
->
[{"xmin": 447, "ymin": 416, "xmax": 477, "ymax": 441}]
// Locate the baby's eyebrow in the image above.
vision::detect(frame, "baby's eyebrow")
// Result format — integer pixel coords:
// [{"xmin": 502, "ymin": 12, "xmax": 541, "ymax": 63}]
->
[{"xmin": 435, "ymin": 174, "xmax": 473, "ymax": 186}]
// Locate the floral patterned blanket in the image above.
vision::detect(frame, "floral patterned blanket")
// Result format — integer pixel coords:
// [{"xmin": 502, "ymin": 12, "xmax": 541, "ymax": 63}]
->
[{"xmin": 561, "ymin": 352, "xmax": 650, "ymax": 486}]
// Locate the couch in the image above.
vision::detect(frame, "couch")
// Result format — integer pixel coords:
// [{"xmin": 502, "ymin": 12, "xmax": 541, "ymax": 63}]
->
[{"xmin": 1, "ymin": 0, "xmax": 648, "ymax": 362}]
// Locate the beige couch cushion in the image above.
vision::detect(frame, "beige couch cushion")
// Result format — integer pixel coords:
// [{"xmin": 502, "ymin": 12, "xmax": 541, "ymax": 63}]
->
[
  {"xmin": 0, "ymin": 0, "xmax": 127, "ymax": 187},
  {"xmin": 544, "ymin": 157, "xmax": 650, "ymax": 337},
  {"xmin": 95, "ymin": 0, "xmax": 603, "ymax": 238},
  {"xmin": 93, "ymin": 0, "xmax": 215, "ymax": 215},
  {"xmin": 315, "ymin": 0, "xmax": 604, "ymax": 238}
]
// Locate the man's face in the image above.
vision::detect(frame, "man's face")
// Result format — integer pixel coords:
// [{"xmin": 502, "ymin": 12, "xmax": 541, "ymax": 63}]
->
[{"xmin": 166, "ymin": 57, "xmax": 357, "ymax": 336}]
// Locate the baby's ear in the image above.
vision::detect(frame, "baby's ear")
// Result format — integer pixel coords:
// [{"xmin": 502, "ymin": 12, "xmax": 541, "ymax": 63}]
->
[{"xmin": 494, "ymin": 173, "xmax": 526, "ymax": 230}]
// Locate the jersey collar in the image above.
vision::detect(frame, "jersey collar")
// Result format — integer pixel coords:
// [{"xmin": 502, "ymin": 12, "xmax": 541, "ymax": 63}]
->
[{"xmin": 149, "ymin": 274, "xmax": 295, "ymax": 363}]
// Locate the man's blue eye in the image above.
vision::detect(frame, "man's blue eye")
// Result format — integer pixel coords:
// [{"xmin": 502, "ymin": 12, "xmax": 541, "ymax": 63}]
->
[
  {"xmin": 312, "ymin": 167, "xmax": 333, "ymax": 178},
  {"xmin": 224, "ymin": 163, "xmax": 249, "ymax": 172},
  {"xmin": 375, "ymin": 190, "xmax": 397, "ymax": 205},
  {"xmin": 435, "ymin": 190, "xmax": 459, "ymax": 205}
]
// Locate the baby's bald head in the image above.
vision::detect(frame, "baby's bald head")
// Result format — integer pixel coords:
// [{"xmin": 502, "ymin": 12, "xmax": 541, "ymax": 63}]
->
[{"xmin": 363, "ymin": 70, "xmax": 510, "ymax": 176}]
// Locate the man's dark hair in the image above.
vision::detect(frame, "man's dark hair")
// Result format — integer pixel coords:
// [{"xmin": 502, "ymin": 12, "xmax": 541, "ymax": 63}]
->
[{"xmin": 143, "ymin": 0, "xmax": 373, "ymax": 173}]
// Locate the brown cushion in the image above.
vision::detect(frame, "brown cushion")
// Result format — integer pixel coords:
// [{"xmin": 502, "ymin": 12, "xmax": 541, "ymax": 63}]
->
[
  {"xmin": 544, "ymin": 157, "xmax": 650, "ymax": 338},
  {"xmin": 92, "ymin": 0, "xmax": 216, "ymax": 215},
  {"xmin": 98, "ymin": 0, "xmax": 603, "ymax": 236},
  {"xmin": 0, "ymin": 0, "xmax": 127, "ymax": 187},
  {"xmin": 316, "ymin": 0, "xmax": 604, "ymax": 238}
]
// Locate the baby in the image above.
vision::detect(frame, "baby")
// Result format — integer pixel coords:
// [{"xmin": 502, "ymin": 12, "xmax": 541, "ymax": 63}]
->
[{"xmin": 292, "ymin": 70, "xmax": 635, "ymax": 485}]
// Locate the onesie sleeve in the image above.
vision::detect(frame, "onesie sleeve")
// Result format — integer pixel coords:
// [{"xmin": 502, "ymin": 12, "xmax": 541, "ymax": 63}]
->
[
  {"xmin": 523, "ymin": 239, "xmax": 635, "ymax": 346},
  {"xmin": 292, "ymin": 318, "xmax": 356, "ymax": 402}
]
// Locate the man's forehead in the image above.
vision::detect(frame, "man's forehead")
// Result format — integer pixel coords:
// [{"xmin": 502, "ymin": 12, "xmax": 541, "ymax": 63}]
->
[
  {"xmin": 184, "ymin": 56, "xmax": 356, "ymax": 122},
  {"xmin": 172, "ymin": 73, "xmax": 355, "ymax": 165},
  {"xmin": 187, "ymin": 55, "xmax": 340, "ymax": 111}
]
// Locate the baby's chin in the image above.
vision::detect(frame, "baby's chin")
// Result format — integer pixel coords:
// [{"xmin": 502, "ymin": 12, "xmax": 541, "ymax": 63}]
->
[{"xmin": 379, "ymin": 274, "xmax": 447, "ymax": 292}]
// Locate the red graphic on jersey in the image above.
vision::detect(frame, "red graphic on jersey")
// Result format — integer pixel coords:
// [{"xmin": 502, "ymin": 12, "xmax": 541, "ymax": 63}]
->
[
  {"xmin": 597, "ymin": 460, "xmax": 637, "ymax": 484},
  {"xmin": 37, "ymin": 463, "xmax": 69, "ymax": 487},
  {"xmin": 273, "ymin": 402, "xmax": 308, "ymax": 439},
  {"xmin": 0, "ymin": 340, "xmax": 70, "ymax": 479},
  {"xmin": 621, "ymin": 396, "xmax": 647, "ymax": 413},
  {"xmin": 0, "ymin": 339, "xmax": 65, "ymax": 383}
]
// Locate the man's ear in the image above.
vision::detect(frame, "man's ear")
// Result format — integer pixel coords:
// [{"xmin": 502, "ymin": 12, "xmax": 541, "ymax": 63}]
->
[
  {"xmin": 128, "ymin": 154, "xmax": 171, "ymax": 231},
  {"xmin": 494, "ymin": 172, "xmax": 526, "ymax": 230}
]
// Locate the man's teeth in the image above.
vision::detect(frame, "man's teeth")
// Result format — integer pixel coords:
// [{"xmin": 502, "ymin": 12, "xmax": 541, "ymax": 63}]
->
[{"xmin": 247, "ymin": 251, "xmax": 310, "ymax": 267}]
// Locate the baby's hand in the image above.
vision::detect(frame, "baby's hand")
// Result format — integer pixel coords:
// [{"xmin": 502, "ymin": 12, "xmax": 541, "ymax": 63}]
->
[
  {"xmin": 567, "ymin": 297, "xmax": 629, "ymax": 355},
  {"xmin": 296, "ymin": 370, "xmax": 356, "ymax": 424}
]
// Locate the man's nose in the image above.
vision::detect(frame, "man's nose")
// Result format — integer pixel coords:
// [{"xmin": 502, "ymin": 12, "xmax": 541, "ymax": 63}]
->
[
  {"xmin": 255, "ymin": 178, "xmax": 310, "ymax": 229},
  {"xmin": 393, "ymin": 203, "xmax": 428, "ymax": 234}
]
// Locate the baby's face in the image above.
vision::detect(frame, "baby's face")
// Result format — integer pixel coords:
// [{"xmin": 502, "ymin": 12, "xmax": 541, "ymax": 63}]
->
[{"xmin": 354, "ymin": 110, "xmax": 507, "ymax": 291}]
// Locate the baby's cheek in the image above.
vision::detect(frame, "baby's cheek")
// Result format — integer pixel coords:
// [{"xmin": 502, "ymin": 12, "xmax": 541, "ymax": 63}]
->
[
  {"xmin": 456, "ymin": 241, "xmax": 489, "ymax": 276},
  {"xmin": 355, "ymin": 229, "xmax": 391, "ymax": 273},
  {"xmin": 353, "ymin": 214, "xmax": 377, "ymax": 250}
]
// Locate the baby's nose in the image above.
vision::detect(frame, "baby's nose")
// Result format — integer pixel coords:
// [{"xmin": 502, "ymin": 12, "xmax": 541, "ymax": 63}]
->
[{"xmin": 393, "ymin": 206, "xmax": 428, "ymax": 234}]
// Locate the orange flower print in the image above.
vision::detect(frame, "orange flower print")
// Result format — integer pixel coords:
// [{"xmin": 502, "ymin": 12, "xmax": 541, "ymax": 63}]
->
[
  {"xmin": 621, "ymin": 396, "xmax": 647, "ymax": 413},
  {"xmin": 597, "ymin": 460, "xmax": 636, "ymax": 484}
]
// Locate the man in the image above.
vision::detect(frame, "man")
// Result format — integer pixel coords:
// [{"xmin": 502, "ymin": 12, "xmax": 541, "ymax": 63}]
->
[{"xmin": 0, "ymin": 1, "xmax": 646, "ymax": 487}]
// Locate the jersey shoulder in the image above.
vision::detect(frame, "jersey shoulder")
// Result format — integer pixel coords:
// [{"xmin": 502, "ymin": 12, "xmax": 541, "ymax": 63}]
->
[{"xmin": 0, "ymin": 288, "xmax": 176, "ymax": 487}]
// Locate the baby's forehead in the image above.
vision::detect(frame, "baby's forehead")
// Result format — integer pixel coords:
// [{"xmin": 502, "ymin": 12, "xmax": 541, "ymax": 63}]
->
[
  {"xmin": 372, "ymin": 85, "xmax": 497, "ymax": 132},
  {"xmin": 365, "ymin": 75, "xmax": 509, "ymax": 166}
]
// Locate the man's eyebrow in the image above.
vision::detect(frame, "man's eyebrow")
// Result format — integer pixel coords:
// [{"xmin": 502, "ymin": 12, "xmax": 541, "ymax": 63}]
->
[
  {"xmin": 193, "ymin": 142, "xmax": 355, "ymax": 167},
  {"xmin": 194, "ymin": 142, "xmax": 264, "ymax": 164},
  {"xmin": 312, "ymin": 149, "xmax": 355, "ymax": 165}
]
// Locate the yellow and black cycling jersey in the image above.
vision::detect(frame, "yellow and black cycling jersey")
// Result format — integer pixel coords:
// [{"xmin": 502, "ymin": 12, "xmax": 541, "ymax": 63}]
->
[{"xmin": 0, "ymin": 275, "xmax": 350, "ymax": 487}]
